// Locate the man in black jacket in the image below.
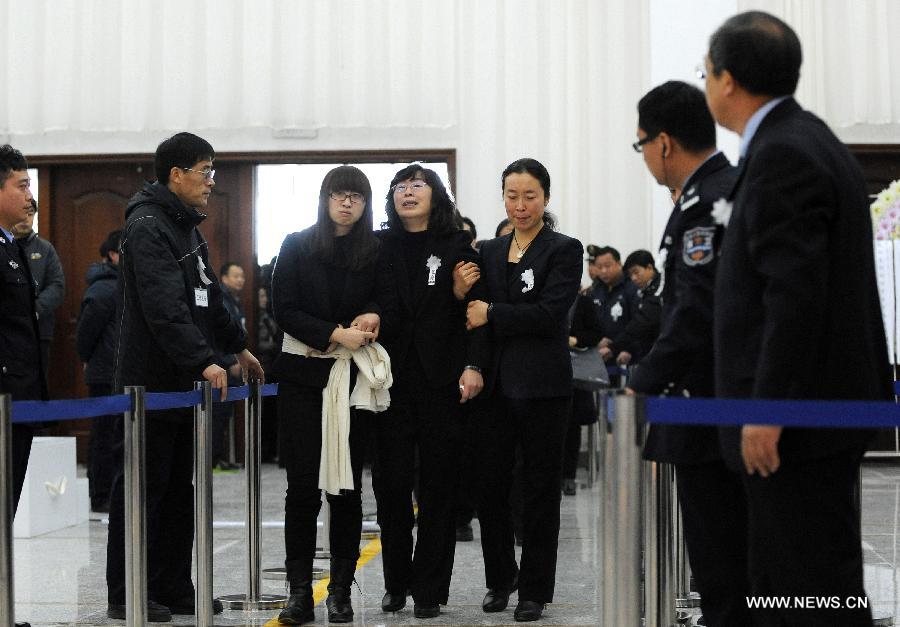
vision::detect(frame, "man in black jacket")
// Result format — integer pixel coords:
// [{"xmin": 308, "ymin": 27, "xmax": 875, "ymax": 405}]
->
[
  {"xmin": 13, "ymin": 199, "xmax": 65, "ymax": 371},
  {"xmin": 76, "ymin": 229, "xmax": 123, "ymax": 512},
  {"xmin": 612, "ymin": 249, "xmax": 662, "ymax": 366},
  {"xmin": 105, "ymin": 133, "xmax": 264, "ymax": 622},
  {"xmin": 706, "ymin": 12, "xmax": 891, "ymax": 626},
  {"xmin": 0, "ymin": 144, "xmax": 43, "ymax": 627},
  {"xmin": 591, "ymin": 246, "xmax": 639, "ymax": 365},
  {"xmin": 626, "ymin": 81, "xmax": 748, "ymax": 627}
]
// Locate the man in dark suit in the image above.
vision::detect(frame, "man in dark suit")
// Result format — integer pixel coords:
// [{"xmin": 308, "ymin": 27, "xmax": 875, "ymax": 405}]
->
[
  {"xmin": 0, "ymin": 144, "xmax": 43, "ymax": 627},
  {"xmin": 706, "ymin": 12, "xmax": 891, "ymax": 626},
  {"xmin": 626, "ymin": 81, "xmax": 748, "ymax": 627}
]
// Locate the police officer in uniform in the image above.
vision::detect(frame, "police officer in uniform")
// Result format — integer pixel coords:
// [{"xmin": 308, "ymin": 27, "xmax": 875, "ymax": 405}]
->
[
  {"xmin": 625, "ymin": 82, "xmax": 751, "ymax": 627},
  {"xmin": 0, "ymin": 144, "xmax": 44, "ymax": 627},
  {"xmin": 590, "ymin": 246, "xmax": 639, "ymax": 367}
]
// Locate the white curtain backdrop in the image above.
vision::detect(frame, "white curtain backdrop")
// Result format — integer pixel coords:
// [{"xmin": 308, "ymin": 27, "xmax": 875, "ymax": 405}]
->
[
  {"xmin": 738, "ymin": 0, "xmax": 900, "ymax": 129},
  {"xmin": 0, "ymin": 0, "xmax": 653, "ymax": 256}
]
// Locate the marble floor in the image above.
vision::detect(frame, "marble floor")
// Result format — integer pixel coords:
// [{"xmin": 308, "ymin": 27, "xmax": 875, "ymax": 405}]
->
[{"xmin": 9, "ymin": 459, "xmax": 900, "ymax": 626}]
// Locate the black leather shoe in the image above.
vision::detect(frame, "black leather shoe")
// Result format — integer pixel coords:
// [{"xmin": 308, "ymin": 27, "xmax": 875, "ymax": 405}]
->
[
  {"xmin": 482, "ymin": 575, "xmax": 518, "ymax": 613},
  {"xmin": 278, "ymin": 592, "xmax": 315, "ymax": 624},
  {"xmin": 382, "ymin": 591, "xmax": 407, "ymax": 612},
  {"xmin": 164, "ymin": 596, "xmax": 224, "ymax": 615},
  {"xmin": 514, "ymin": 600, "xmax": 545, "ymax": 622},
  {"xmin": 107, "ymin": 600, "xmax": 172, "ymax": 622},
  {"xmin": 562, "ymin": 478, "xmax": 576, "ymax": 495},
  {"xmin": 15, "ymin": 622, "xmax": 31, "ymax": 627},
  {"xmin": 414, "ymin": 602, "xmax": 440, "ymax": 618}
]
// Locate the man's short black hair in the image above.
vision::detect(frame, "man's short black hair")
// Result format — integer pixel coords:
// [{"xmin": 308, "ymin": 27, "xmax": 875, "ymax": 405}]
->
[
  {"xmin": 593, "ymin": 246, "xmax": 621, "ymax": 263},
  {"xmin": 100, "ymin": 229, "xmax": 123, "ymax": 259},
  {"xmin": 220, "ymin": 261, "xmax": 241, "ymax": 278},
  {"xmin": 495, "ymin": 218, "xmax": 510, "ymax": 237},
  {"xmin": 624, "ymin": 249, "xmax": 656, "ymax": 271},
  {"xmin": 460, "ymin": 216, "xmax": 477, "ymax": 242},
  {"xmin": 709, "ymin": 11, "xmax": 801, "ymax": 97},
  {"xmin": 154, "ymin": 132, "xmax": 215, "ymax": 185},
  {"xmin": 638, "ymin": 81, "xmax": 717, "ymax": 153},
  {"xmin": 0, "ymin": 144, "xmax": 28, "ymax": 186}
]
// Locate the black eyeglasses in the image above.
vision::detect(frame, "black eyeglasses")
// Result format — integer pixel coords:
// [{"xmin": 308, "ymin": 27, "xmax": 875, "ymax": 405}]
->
[
  {"xmin": 632, "ymin": 134, "xmax": 658, "ymax": 153},
  {"xmin": 330, "ymin": 191, "xmax": 364, "ymax": 204}
]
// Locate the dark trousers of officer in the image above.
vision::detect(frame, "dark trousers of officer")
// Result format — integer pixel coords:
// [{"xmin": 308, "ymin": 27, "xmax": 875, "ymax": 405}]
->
[
  {"xmin": 12, "ymin": 423, "xmax": 34, "ymax": 510},
  {"xmin": 474, "ymin": 394, "xmax": 570, "ymax": 604},
  {"xmin": 373, "ymin": 382, "xmax": 462, "ymax": 605},
  {"xmin": 88, "ymin": 383, "xmax": 119, "ymax": 510},
  {"xmin": 106, "ymin": 411, "xmax": 195, "ymax": 605},
  {"xmin": 675, "ymin": 460, "xmax": 752, "ymax": 627},
  {"xmin": 279, "ymin": 383, "xmax": 371, "ymax": 579},
  {"xmin": 742, "ymin": 449, "xmax": 872, "ymax": 627}
]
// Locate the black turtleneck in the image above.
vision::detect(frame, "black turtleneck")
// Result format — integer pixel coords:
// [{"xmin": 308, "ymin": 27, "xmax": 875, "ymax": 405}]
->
[{"xmin": 401, "ymin": 229, "xmax": 429, "ymax": 293}]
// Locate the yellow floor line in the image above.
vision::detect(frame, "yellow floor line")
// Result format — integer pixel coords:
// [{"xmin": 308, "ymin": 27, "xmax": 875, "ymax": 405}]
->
[{"xmin": 263, "ymin": 537, "xmax": 383, "ymax": 626}]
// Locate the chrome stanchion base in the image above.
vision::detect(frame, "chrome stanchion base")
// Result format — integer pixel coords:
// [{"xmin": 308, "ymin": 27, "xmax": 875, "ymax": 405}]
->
[
  {"xmin": 361, "ymin": 519, "xmax": 380, "ymax": 539},
  {"xmin": 676, "ymin": 592, "xmax": 702, "ymax": 608},
  {"xmin": 314, "ymin": 549, "xmax": 332, "ymax": 560},
  {"xmin": 872, "ymin": 613, "xmax": 894, "ymax": 626},
  {"xmin": 218, "ymin": 593, "xmax": 287, "ymax": 610}
]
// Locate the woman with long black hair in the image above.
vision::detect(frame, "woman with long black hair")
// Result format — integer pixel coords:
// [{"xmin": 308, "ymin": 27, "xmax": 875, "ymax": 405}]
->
[
  {"xmin": 374, "ymin": 164, "xmax": 488, "ymax": 619},
  {"xmin": 465, "ymin": 158, "xmax": 582, "ymax": 622},
  {"xmin": 272, "ymin": 165, "xmax": 395, "ymax": 625}
]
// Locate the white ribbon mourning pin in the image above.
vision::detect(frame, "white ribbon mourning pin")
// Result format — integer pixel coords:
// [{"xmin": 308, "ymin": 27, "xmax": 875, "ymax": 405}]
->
[
  {"xmin": 521, "ymin": 268, "xmax": 535, "ymax": 293},
  {"xmin": 196, "ymin": 256, "xmax": 213, "ymax": 286},
  {"xmin": 711, "ymin": 198, "xmax": 733, "ymax": 227},
  {"xmin": 426, "ymin": 254, "xmax": 441, "ymax": 286}
]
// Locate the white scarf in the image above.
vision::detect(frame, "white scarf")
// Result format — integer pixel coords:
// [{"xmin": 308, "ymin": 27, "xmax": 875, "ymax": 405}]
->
[{"xmin": 282, "ymin": 333, "xmax": 392, "ymax": 494}]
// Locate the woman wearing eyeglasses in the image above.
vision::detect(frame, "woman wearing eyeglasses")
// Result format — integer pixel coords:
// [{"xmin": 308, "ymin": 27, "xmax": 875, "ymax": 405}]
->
[
  {"xmin": 271, "ymin": 166, "xmax": 395, "ymax": 625},
  {"xmin": 464, "ymin": 158, "xmax": 582, "ymax": 622},
  {"xmin": 373, "ymin": 164, "xmax": 488, "ymax": 619}
]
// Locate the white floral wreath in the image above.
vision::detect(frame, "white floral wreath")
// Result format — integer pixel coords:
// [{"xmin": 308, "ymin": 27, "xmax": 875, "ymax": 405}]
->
[{"xmin": 871, "ymin": 179, "xmax": 900, "ymax": 240}]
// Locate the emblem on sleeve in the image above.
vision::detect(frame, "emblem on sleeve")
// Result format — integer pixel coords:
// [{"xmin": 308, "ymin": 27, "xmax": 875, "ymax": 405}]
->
[
  {"xmin": 683, "ymin": 227, "xmax": 716, "ymax": 266},
  {"xmin": 521, "ymin": 268, "xmax": 535, "ymax": 293}
]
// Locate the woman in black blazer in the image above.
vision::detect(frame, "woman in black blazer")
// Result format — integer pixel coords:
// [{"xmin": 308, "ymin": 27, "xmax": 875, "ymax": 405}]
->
[
  {"xmin": 271, "ymin": 166, "xmax": 394, "ymax": 625},
  {"xmin": 465, "ymin": 158, "xmax": 582, "ymax": 622},
  {"xmin": 374, "ymin": 164, "xmax": 489, "ymax": 619}
]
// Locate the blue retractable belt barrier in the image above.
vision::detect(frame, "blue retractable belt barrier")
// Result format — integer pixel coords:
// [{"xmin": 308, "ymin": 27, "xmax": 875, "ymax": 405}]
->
[
  {"xmin": 645, "ymin": 396, "xmax": 900, "ymax": 429},
  {"xmin": 893, "ymin": 380, "xmax": 900, "ymax": 395},
  {"xmin": 9, "ymin": 382, "xmax": 280, "ymax": 423},
  {"xmin": 10, "ymin": 394, "xmax": 132, "ymax": 423}
]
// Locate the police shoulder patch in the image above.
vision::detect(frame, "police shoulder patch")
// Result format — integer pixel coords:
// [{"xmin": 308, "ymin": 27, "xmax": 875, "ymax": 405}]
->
[{"xmin": 682, "ymin": 226, "xmax": 715, "ymax": 266}]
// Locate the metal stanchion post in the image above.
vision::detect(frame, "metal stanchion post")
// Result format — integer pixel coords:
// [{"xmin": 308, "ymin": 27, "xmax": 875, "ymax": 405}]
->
[
  {"xmin": 587, "ymin": 390, "xmax": 602, "ymax": 488},
  {"xmin": 658, "ymin": 463, "xmax": 678, "ymax": 625},
  {"xmin": 601, "ymin": 393, "xmax": 642, "ymax": 626},
  {"xmin": 0, "ymin": 395, "xmax": 14, "ymax": 627},
  {"xmin": 194, "ymin": 381, "xmax": 215, "ymax": 625},
  {"xmin": 221, "ymin": 381, "xmax": 286, "ymax": 610},
  {"xmin": 674, "ymin": 472, "xmax": 700, "ymax": 610},
  {"xmin": 124, "ymin": 386, "xmax": 148, "ymax": 627},
  {"xmin": 643, "ymin": 460, "xmax": 660, "ymax": 627}
]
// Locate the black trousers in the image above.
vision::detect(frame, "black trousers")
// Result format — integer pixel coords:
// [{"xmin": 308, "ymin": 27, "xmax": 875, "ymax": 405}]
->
[
  {"xmin": 373, "ymin": 383, "xmax": 463, "ymax": 604},
  {"xmin": 106, "ymin": 412, "xmax": 195, "ymax": 604},
  {"xmin": 12, "ymin": 423, "xmax": 33, "ymax": 511},
  {"xmin": 87, "ymin": 383, "xmax": 119, "ymax": 509},
  {"xmin": 675, "ymin": 460, "xmax": 752, "ymax": 627},
  {"xmin": 279, "ymin": 383, "xmax": 371, "ymax": 579},
  {"xmin": 474, "ymin": 394, "xmax": 570, "ymax": 603},
  {"xmin": 742, "ymin": 449, "xmax": 872, "ymax": 627}
]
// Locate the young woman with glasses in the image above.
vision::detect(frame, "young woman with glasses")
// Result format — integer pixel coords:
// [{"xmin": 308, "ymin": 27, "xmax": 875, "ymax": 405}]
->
[{"xmin": 271, "ymin": 165, "xmax": 395, "ymax": 624}]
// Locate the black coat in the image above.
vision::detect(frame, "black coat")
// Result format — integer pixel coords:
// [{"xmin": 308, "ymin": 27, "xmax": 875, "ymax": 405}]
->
[
  {"xmin": 630, "ymin": 151, "xmax": 737, "ymax": 464},
  {"xmin": 0, "ymin": 233, "xmax": 45, "ymax": 400},
  {"xmin": 272, "ymin": 227, "xmax": 396, "ymax": 389},
  {"xmin": 377, "ymin": 228, "xmax": 488, "ymax": 388},
  {"xmin": 17, "ymin": 231, "xmax": 65, "ymax": 341},
  {"xmin": 714, "ymin": 98, "xmax": 892, "ymax": 468},
  {"xmin": 612, "ymin": 271, "xmax": 662, "ymax": 363},
  {"xmin": 76, "ymin": 261, "xmax": 119, "ymax": 386},
  {"xmin": 479, "ymin": 227, "xmax": 582, "ymax": 399},
  {"xmin": 114, "ymin": 182, "xmax": 246, "ymax": 395},
  {"xmin": 591, "ymin": 276, "xmax": 640, "ymax": 360}
]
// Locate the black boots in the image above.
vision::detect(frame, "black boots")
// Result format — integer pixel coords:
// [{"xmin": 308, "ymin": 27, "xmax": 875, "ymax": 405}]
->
[
  {"xmin": 325, "ymin": 557, "xmax": 357, "ymax": 623},
  {"xmin": 278, "ymin": 560, "xmax": 315, "ymax": 625}
]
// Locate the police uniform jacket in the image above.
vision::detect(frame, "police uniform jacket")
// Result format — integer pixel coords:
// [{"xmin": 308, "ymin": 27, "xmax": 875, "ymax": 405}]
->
[
  {"xmin": 272, "ymin": 227, "xmax": 395, "ymax": 389},
  {"xmin": 479, "ymin": 227, "xmax": 582, "ymax": 399},
  {"xmin": 629, "ymin": 151, "xmax": 737, "ymax": 463},
  {"xmin": 611, "ymin": 271, "xmax": 662, "ymax": 363},
  {"xmin": 0, "ymin": 233, "xmax": 45, "ymax": 400},
  {"xmin": 377, "ymin": 228, "xmax": 488, "ymax": 388},
  {"xmin": 115, "ymin": 182, "xmax": 247, "ymax": 398},
  {"xmin": 714, "ymin": 98, "xmax": 892, "ymax": 469},
  {"xmin": 593, "ymin": 276, "xmax": 639, "ymax": 357}
]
